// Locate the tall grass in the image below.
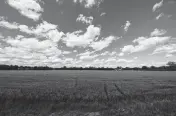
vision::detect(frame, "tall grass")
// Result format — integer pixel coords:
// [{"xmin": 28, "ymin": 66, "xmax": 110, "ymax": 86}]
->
[{"xmin": 0, "ymin": 78, "xmax": 176, "ymax": 116}]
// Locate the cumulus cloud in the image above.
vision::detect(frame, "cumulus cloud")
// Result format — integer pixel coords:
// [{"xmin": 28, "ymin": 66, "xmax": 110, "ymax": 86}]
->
[
  {"xmin": 90, "ymin": 36, "xmax": 118, "ymax": 51},
  {"xmin": 62, "ymin": 51, "xmax": 71, "ymax": 55},
  {"xmin": 118, "ymin": 52, "xmax": 124, "ymax": 57},
  {"xmin": 105, "ymin": 58, "xmax": 134, "ymax": 64},
  {"xmin": 117, "ymin": 59, "xmax": 134, "ymax": 63},
  {"xmin": 0, "ymin": 17, "xmax": 18, "ymax": 29},
  {"xmin": 6, "ymin": 0, "xmax": 43, "ymax": 21},
  {"xmin": 101, "ymin": 51, "xmax": 116, "ymax": 56},
  {"xmin": 79, "ymin": 54, "xmax": 98, "ymax": 60},
  {"xmin": 100, "ymin": 12, "xmax": 106, "ymax": 16},
  {"xmin": 76, "ymin": 14, "xmax": 93, "ymax": 25},
  {"xmin": 150, "ymin": 28, "xmax": 167, "ymax": 37},
  {"xmin": 152, "ymin": 44, "xmax": 176, "ymax": 55},
  {"xmin": 123, "ymin": 21, "xmax": 131, "ymax": 33},
  {"xmin": 0, "ymin": 18, "xmax": 64, "ymax": 43},
  {"xmin": 62, "ymin": 25, "xmax": 101, "ymax": 47},
  {"xmin": 165, "ymin": 54, "xmax": 173, "ymax": 58},
  {"xmin": 121, "ymin": 36, "xmax": 171, "ymax": 54},
  {"xmin": 56, "ymin": 0, "xmax": 64, "ymax": 5},
  {"xmin": 77, "ymin": 51, "xmax": 98, "ymax": 60},
  {"xmin": 73, "ymin": 0, "xmax": 103, "ymax": 8},
  {"xmin": 156, "ymin": 13, "xmax": 164, "ymax": 20},
  {"xmin": 0, "ymin": 36, "xmax": 62, "ymax": 66},
  {"xmin": 153, "ymin": 0, "xmax": 164, "ymax": 12}
]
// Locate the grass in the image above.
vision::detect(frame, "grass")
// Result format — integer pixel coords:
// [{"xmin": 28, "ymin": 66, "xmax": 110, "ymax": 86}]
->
[{"xmin": 0, "ymin": 70, "xmax": 176, "ymax": 116}]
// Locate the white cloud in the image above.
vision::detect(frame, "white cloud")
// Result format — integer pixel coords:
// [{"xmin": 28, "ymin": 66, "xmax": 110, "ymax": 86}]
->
[
  {"xmin": 100, "ymin": 12, "xmax": 106, "ymax": 16},
  {"xmin": 165, "ymin": 54, "xmax": 173, "ymax": 58},
  {"xmin": 77, "ymin": 50, "xmax": 98, "ymax": 60},
  {"xmin": 118, "ymin": 52, "xmax": 124, "ymax": 57},
  {"xmin": 101, "ymin": 51, "xmax": 117, "ymax": 56},
  {"xmin": 123, "ymin": 21, "xmax": 131, "ymax": 33},
  {"xmin": 56, "ymin": 0, "xmax": 64, "ymax": 5},
  {"xmin": 152, "ymin": 44, "xmax": 176, "ymax": 55},
  {"xmin": 0, "ymin": 36, "xmax": 62, "ymax": 66},
  {"xmin": 33, "ymin": 21, "xmax": 58, "ymax": 34},
  {"xmin": 90, "ymin": 36, "xmax": 118, "ymax": 51},
  {"xmin": 0, "ymin": 19, "xmax": 64, "ymax": 43},
  {"xmin": 80, "ymin": 54, "xmax": 98, "ymax": 60},
  {"xmin": 62, "ymin": 25, "xmax": 101, "ymax": 47},
  {"xmin": 150, "ymin": 28, "xmax": 166, "ymax": 37},
  {"xmin": 76, "ymin": 14, "xmax": 93, "ymax": 25},
  {"xmin": 110, "ymin": 51, "xmax": 116, "ymax": 56},
  {"xmin": 153, "ymin": 0, "xmax": 164, "ymax": 12},
  {"xmin": 77, "ymin": 50, "xmax": 95, "ymax": 56},
  {"xmin": 62, "ymin": 51, "xmax": 71, "ymax": 55},
  {"xmin": 101, "ymin": 51, "xmax": 109, "ymax": 56},
  {"xmin": 6, "ymin": 37, "xmax": 54, "ymax": 51},
  {"xmin": 0, "ymin": 17, "xmax": 18, "ymax": 29},
  {"xmin": 121, "ymin": 36, "xmax": 171, "ymax": 54},
  {"xmin": 74, "ymin": 0, "xmax": 103, "ymax": 8},
  {"xmin": 6, "ymin": 0, "xmax": 43, "ymax": 21},
  {"xmin": 105, "ymin": 58, "xmax": 134, "ymax": 64},
  {"xmin": 156, "ymin": 13, "xmax": 164, "ymax": 20},
  {"xmin": 105, "ymin": 58, "xmax": 116, "ymax": 63},
  {"xmin": 117, "ymin": 59, "xmax": 134, "ymax": 63}
]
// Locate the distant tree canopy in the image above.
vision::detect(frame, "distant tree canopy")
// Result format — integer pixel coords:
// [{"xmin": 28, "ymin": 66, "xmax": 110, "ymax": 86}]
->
[
  {"xmin": 167, "ymin": 62, "xmax": 176, "ymax": 67},
  {"xmin": 0, "ymin": 61, "xmax": 176, "ymax": 71}
]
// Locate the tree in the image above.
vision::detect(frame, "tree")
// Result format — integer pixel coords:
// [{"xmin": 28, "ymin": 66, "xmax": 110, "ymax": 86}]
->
[
  {"xmin": 167, "ymin": 62, "xmax": 176, "ymax": 67},
  {"xmin": 142, "ymin": 66, "xmax": 148, "ymax": 70}
]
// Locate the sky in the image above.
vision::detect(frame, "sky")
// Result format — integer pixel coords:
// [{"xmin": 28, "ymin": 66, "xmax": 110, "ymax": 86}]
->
[{"xmin": 0, "ymin": 0, "xmax": 176, "ymax": 68}]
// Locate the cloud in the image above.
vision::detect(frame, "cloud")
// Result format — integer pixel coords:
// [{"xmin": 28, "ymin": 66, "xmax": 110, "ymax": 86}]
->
[
  {"xmin": 150, "ymin": 28, "xmax": 167, "ymax": 37},
  {"xmin": 122, "ymin": 21, "xmax": 131, "ymax": 33},
  {"xmin": 105, "ymin": 58, "xmax": 134, "ymax": 64},
  {"xmin": 105, "ymin": 58, "xmax": 116, "ymax": 63},
  {"xmin": 0, "ymin": 17, "xmax": 18, "ymax": 29},
  {"xmin": 73, "ymin": 0, "xmax": 103, "ymax": 8},
  {"xmin": 62, "ymin": 25, "xmax": 101, "ymax": 47},
  {"xmin": 0, "ymin": 18, "xmax": 64, "ymax": 43},
  {"xmin": 76, "ymin": 14, "xmax": 93, "ymax": 25},
  {"xmin": 56, "ymin": 0, "xmax": 64, "ymax": 5},
  {"xmin": 0, "ymin": 36, "xmax": 62, "ymax": 66},
  {"xmin": 101, "ymin": 51, "xmax": 116, "ymax": 56},
  {"xmin": 78, "ymin": 51, "xmax": 98, "ymax": 60},
  {"xmin": 121, "ymin": 36, "xmax": 171, "ymax": 54},
  {"xmin": 118, "ymin": 52, "xmax": 124, "ymax": 57},
  {"xmin": 80, "ymin": 54, "xmax": 98, "ymax": 60},
  {"xmin": 62, "ymin": 51, "xmax": 71, "ymax": 55},
  {"xmin": 6, "ymin": 0, "xmax": 43, "ymax": 21},
  {"xmin": 117, "ymin": 59, "xmax": 134, "ymax": 63},
  {"xmin": 165, "ymin": 54, "xmax": 173, "ymax": 58},
  {"xmin": 156, "ymin": 13, "xmax": 164, "ymax": 20},
  {"xmin": 90, "ymin": 36, "xmax": 118, "ymax": 51},
  {"xmin": 153, "ymin": 0, "xmax": 164, "ymax": 12},
  {"xmin": 100, "ymin": 12, "xmax": 106, "ymax": 16},
  {"xmin": 151, "ymin": 44, "xmax": 176, "ymax": 55}
]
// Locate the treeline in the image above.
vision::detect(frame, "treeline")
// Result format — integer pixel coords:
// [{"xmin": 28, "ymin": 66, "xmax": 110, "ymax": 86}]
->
[{"xmin": 0, "ymin": 61, "xmax": 176, "ymax": 71}]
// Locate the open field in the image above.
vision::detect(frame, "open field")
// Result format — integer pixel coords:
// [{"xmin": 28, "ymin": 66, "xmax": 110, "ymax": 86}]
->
[{"xmin": 0, "ymin": 70, "xmax": 176, "ymax": 116}]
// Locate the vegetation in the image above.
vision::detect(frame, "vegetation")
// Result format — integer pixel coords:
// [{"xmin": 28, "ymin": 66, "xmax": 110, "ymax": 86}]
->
[
  {"xmin": 0, "ymin": 61, "xmax": 176, "ymax": 71},
  {"xmin": 0, "ymin": 71, "xmax": 176, "ymax": 116}
]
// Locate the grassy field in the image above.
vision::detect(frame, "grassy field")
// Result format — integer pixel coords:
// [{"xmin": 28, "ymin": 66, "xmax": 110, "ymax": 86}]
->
[{"xmin": 0, "ymin": 70, "xmax": 176, "ymax": 116}]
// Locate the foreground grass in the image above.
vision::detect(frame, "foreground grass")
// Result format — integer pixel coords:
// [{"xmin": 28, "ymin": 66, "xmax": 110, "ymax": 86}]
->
[{"xmin": 0, "ymin": 73, "xmax": 176, "ymax": 116}]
